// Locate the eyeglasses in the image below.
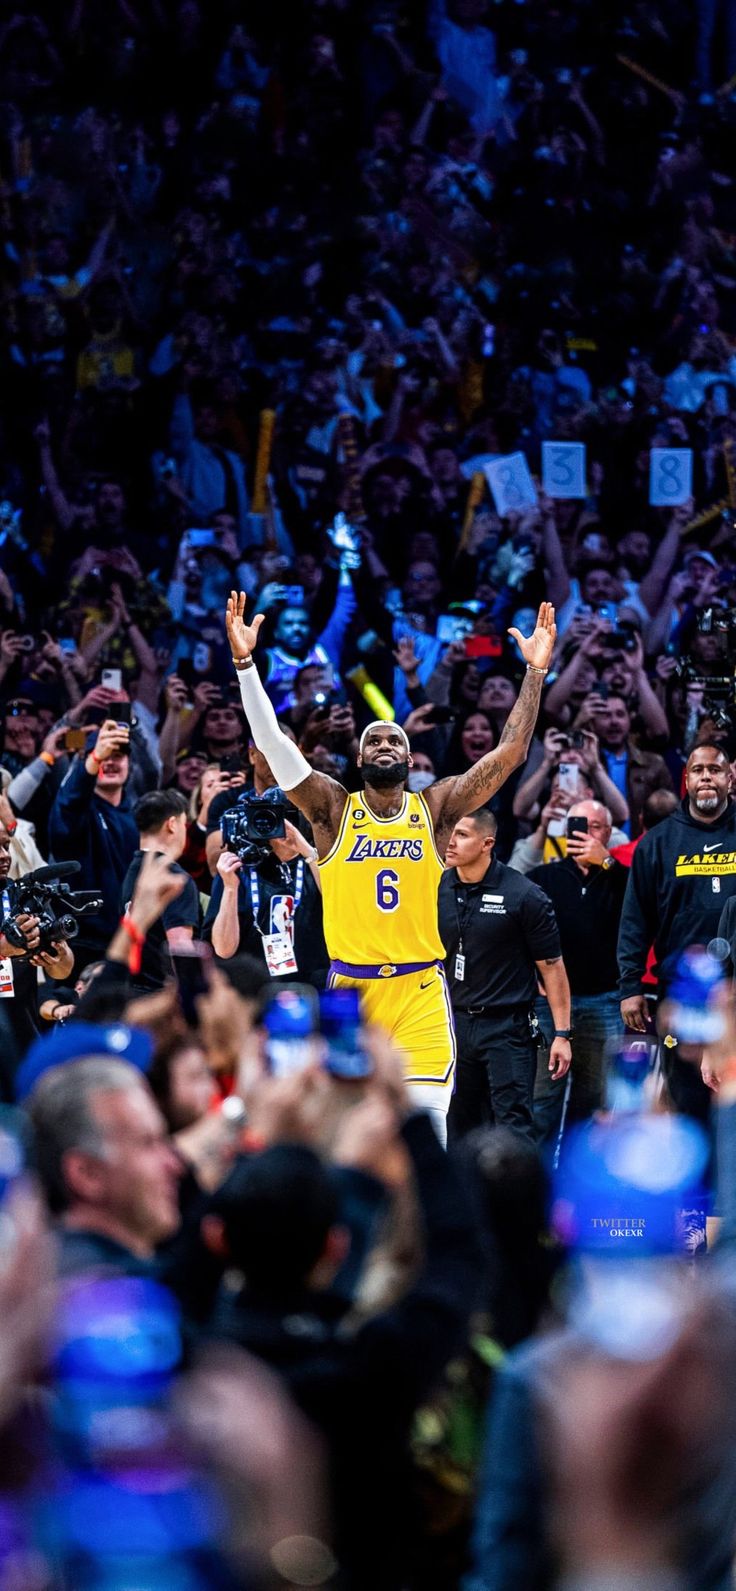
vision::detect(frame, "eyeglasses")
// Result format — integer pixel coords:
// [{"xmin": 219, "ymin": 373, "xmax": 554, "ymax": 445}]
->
[{"xmin": 5, "ymin": 703, "xmax": 35, "ymax": 717}]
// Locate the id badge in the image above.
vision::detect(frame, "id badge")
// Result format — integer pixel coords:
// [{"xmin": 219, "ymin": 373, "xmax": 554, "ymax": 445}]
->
[
  {"xmin": 262, "ymin": 932, "xmax": 298, "ymax": 978},
  {"xmin": 454, "ymin": 952, "xmax": 465, "ymax": 982},
  {"xmin": 0, "ymin": 958, "xmax": 14, "ymax": 999}
]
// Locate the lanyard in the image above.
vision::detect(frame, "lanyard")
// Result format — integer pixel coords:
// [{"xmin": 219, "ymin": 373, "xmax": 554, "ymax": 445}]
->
[
  {"xmin": 454, "ymin": 886, "xmax": 474, "ymax": 958},
  {"xmin": 248, "ymin": 860, "xmax": 305, "ymax": 939}
]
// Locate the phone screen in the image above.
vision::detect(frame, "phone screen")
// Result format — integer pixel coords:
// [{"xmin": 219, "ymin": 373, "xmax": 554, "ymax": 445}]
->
[
  {"xmin": 101, "ymin": 668, "xmax": 122, "ymax": 692},
  {"xmin": 558, "ymin": 761, "xmax": 583, "ymax": 796},
  {"xmin": 261, "ymin": 984, "xmax": 319, "ymax": 1078},
  {"xmin": 319, "ymin": 987, "xmax": 373, "ymax": 1081},
  {"xmin": 464, "ymin": 635, "xmax": 503, "ymax": 660}
]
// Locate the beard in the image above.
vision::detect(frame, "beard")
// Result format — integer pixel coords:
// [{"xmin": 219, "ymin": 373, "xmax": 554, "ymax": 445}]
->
[
  {"xmin": 694, "ymin": 791, "xmax": 720, "ymax": 812},
  {"xmin": 363, "ymin": 757, "xmax": 409, "ymax": 789}
]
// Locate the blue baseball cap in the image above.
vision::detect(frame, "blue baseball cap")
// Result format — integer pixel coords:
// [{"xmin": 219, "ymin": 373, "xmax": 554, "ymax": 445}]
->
[{"xmin": 16, "ymin": 1023, "xmax": 153, "ymax": 1102}]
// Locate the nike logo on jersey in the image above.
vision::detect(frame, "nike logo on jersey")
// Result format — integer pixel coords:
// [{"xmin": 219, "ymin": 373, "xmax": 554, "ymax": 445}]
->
[
  {"xmin": 703, "ymin": 842, "xmax": 722, "ymax": 853},
  {"xmin": 346, "ymin": 837, "xmax": 424, "ymax": 862},
  {"xmin": 420, "ymin": 975, "xmax": 434, "ymax": 990}
]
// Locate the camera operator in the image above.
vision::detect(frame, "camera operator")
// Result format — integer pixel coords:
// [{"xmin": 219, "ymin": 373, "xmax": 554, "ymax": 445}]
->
[
  {"xmin": 0, "ymin": 819, "xmax": 74, "ymax": 1086},
  {"xmin": 120, "ymin": 791, "xmax": 202, "ymax": 991},
  {"xmin": 529, "ymin": 800, "xmax": 629, "ymax": 1146},
  {"xmin": 203, "ymin": 789, "xmax": 327, "ymax": 984},
  {"xmin": 48, "ymin": 718, "xmax": 138, "ymax": 969}
]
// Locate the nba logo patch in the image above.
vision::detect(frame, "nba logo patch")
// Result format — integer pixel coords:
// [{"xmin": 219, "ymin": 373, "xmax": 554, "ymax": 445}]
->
[{"xmin": 713, "ymin": 877, "xmax": 721, "ymax": 893}]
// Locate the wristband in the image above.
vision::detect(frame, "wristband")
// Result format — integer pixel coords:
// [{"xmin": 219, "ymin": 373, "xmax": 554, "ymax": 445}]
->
[
  {"xmin": 526, "ymin": 663, "xmax": 548, "ymax": 676},
  {"xmin": 4, "ymin": 820, "xmax": 16, "ymax": 836},
  {"xmin": 119, "ymin": 914, "xmax": 145, "ymax": 976},
  {"xmin": 232, "ymin": 656, "xmax": 253, "ymax": 671},
  {"xmin": 39, "ymin": 751, "xmax": 55, "ymax": 768},
  {"xmin": 554, "ymin": 1028, "xmax": 572, "ymax": 1039},
  {"xmin": 88, "ymin": 750, "xmax": 102, "ymax": 771}
]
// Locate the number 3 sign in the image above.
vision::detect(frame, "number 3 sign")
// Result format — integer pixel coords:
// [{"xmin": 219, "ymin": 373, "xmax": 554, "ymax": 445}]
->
[
  {"xmin": 542, "ymin": 442, "xmax": 586, "ymax": 499},
  {"xmin": 649, "ymin": 448, "xmax": 692, "ymax": 507},
  {"xmin": 484, "ymin": 452, "xmax": 537, "ymax": 516}
]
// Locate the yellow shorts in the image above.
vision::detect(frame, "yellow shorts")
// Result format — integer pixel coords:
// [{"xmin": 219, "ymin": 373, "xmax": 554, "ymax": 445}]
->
[{"xmin": 328, "ymin": 962, "xmax": 456, "ymax": 1085}]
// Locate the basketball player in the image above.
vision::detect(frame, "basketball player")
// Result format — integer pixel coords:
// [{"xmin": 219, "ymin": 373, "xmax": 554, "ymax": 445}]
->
[{"xmin": 226, "ymin": 592, "xmax": 556, "ymax": 1140}]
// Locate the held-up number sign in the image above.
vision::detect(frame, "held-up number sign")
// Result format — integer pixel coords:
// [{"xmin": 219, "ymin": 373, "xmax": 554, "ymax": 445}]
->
[
  {"xmin": 649, "ymin": 448, "xmax": 693, "ymax": 507},
  {"xmin": 542, "ymin": 442, "xmax": 586, "ymax": 499},
  {"xmin": 484, "ymin": 452, "xmax": 537, "ymax": 517}
]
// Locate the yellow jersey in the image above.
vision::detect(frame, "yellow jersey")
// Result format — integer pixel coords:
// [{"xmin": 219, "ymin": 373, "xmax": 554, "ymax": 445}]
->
[{"xmin": 318, "ymin": 789, "xmax": 445, "ymax": 966}]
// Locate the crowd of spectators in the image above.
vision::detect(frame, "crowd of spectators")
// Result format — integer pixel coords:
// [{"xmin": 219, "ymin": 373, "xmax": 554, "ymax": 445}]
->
[{"xmin": 0, "ymin": 0, "xmax": 735, "ymax": 1586}]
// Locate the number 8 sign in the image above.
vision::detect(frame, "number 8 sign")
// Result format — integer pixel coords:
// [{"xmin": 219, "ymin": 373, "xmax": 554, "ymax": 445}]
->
[
  {"xmin": 542, "ymin": 442, "xmax": 586, "ymax": 499},
  {"xmin": 649, "ymin": 448, "xmax": 692, "ymax": 507},
  {"xmin": 484, "ymin": 452, "xmax": 537, "ymax": 517}
]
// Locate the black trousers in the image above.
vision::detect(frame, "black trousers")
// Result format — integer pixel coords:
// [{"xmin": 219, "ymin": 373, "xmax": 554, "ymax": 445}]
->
[{"xmin": 448, "ymin": 1007, "xmax": 537, "ymax": 1147}]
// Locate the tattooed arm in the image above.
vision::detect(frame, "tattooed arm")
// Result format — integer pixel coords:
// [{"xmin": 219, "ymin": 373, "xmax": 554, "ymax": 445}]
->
[{"xmin": 425, "ymin": 602, "xmax": 556, "ymax": 848}]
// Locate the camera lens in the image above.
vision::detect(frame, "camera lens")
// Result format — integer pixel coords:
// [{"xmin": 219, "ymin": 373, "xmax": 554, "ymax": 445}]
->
[{"xmin": 250, "ymin": 809, "xmax": 280, "ymax": 837}]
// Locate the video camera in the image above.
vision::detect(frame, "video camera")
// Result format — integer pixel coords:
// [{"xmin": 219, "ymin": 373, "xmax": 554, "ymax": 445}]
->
[
  {"xmin": 675, "ymin": 606, "xmax": 736, "ymax": 733},
  {"xmin": 1, "ymin": 863, "xmax": 103, "ymax": 954},
  {"xmin": 221, "ymin": 787, "xmax": 293, "ymax": 867}
]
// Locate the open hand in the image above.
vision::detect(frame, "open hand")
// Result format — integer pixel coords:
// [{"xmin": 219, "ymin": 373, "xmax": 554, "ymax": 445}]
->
[
  {"xmin": 508, "ymin": 600, "xmax": 556, "ymax": 670},
  {"xmin": 226, "ymin": 591, "xmax": 264, "ymax": 661}
]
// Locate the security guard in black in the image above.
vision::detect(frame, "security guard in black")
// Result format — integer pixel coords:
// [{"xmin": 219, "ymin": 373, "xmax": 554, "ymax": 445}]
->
[{"xmin": 439, "ymin": 809, "xmax": 569, "ymax": 1145}]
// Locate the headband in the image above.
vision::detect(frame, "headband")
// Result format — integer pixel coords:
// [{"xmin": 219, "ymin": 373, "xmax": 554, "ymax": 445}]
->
[{"xmin": 359, "ymin": 720, "xmax": 410, "ymax": 758}]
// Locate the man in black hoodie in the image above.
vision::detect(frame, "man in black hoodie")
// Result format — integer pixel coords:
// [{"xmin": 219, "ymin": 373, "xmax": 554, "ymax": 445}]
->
[{"xmin": 618, "ymin": 742, "xmax": 736, "ymax": 1115}]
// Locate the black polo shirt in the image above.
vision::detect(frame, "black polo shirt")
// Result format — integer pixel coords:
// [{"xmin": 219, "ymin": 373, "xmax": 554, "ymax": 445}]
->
[
  {"xmin": 120, "ymin": 850, "xmax": 202, "ymax": 990},
  {"xmin": 528, "ymin": 856, "xmax": 628, "ymax": 995},
  {"xmin": 438, "ymin": 856, "xmax": 561, "ymax": 1012}
]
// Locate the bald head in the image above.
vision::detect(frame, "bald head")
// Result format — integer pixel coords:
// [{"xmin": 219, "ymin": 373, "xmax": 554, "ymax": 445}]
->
[
  {"xmin": 685, "ymin": 742, "xmax": 731, "ymax": 822},
  {"xmin": 568, "ymin": 799, "xmax": 612, "ymax": 846}
]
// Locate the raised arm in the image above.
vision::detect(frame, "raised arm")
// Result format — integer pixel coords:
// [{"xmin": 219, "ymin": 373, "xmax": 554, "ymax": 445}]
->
[
  {"xmin": 425, "ymin": 603, "xmax": 556, "ymax": 843},
  {"xmin": 225, "ymin": 592, "xmax": 347, "ymax": 856}
]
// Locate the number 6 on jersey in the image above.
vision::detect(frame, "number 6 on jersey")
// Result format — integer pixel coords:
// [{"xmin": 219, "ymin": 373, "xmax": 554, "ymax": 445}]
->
[{"xmin": 376, "ymin": 869, "xmax": 400, "ymax": 912}]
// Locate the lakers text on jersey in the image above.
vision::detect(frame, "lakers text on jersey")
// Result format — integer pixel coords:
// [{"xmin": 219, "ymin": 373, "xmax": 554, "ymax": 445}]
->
[{"xmin": 318, "ymin": 789, "xmax": 445, "ymax": 966}]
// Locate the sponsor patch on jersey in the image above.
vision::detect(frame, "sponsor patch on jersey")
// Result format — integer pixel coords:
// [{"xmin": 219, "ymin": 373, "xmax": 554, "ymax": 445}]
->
[
  {"xmin": 675, "ymin": 851, "xmax": 736, "ymax": 877},
  {"xmin": 410, "ymin": 812, "xmax": 420, "ymax": 824},
  {"xmin": 346, "ymin": 836, "xmax": 424, "ymax": 862}
]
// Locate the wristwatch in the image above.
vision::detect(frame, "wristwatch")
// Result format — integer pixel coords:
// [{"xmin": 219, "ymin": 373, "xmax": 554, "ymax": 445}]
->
[
  {"xmin": 554, "ymin": 1028, "xmax": 572, "ymax": 1039},
  {"xmin": 601, "ymin": 855, "xmax": 615, "ymax": 870}
]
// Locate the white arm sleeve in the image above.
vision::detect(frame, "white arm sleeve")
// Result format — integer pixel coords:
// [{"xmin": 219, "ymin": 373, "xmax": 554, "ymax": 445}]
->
[{"xmin": 235, "ymin": 664, "xmax": 312, "ymax": 791}]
